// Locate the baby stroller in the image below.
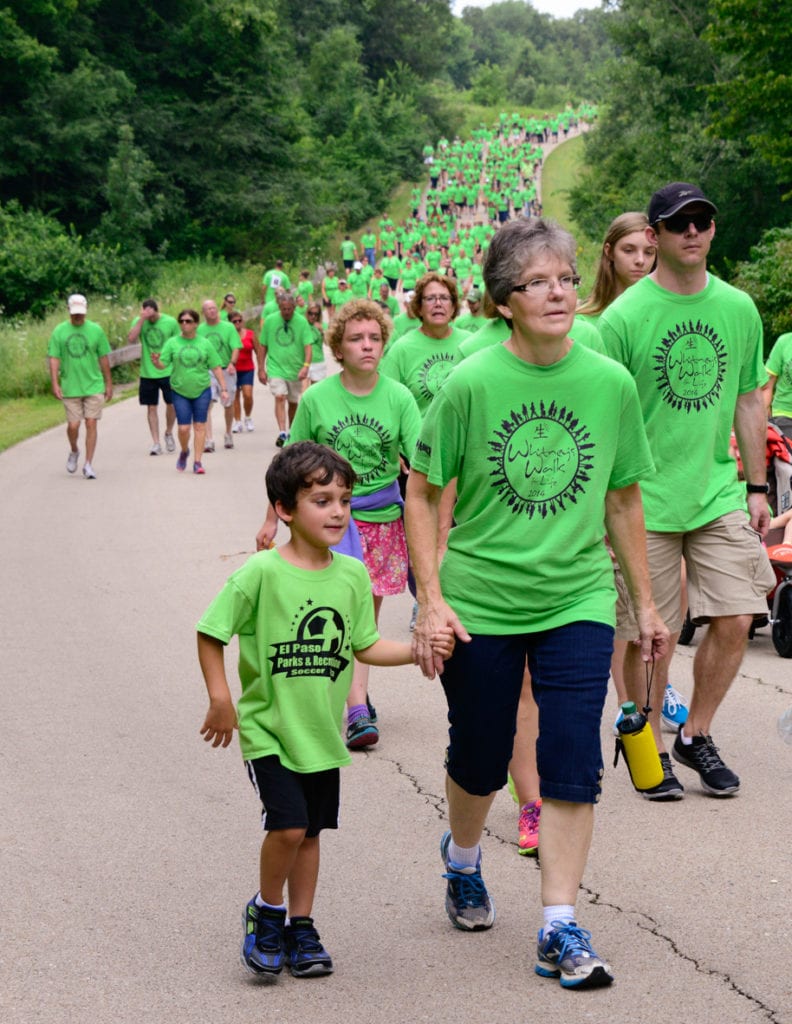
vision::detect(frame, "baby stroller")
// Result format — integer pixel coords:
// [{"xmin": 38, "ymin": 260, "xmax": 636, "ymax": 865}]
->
[
  {"xmin": 678, "ymin": 421, "xmax": 792, "ymax": 656},
  {"xmin": 765, "ymin": 420, "xmax": 792, "ymax": 656}
]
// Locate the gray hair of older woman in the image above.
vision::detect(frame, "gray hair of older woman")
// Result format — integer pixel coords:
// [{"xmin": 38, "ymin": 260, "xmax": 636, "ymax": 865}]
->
[{"xmin": 483, "ymin": 219, "xmax": 577, "ymax": 307}]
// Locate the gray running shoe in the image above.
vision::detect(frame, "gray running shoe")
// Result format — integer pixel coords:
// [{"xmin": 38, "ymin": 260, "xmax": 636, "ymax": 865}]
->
[{"xmin": 439, "ymin": 830, "xmax": 494, "ymax": 931}]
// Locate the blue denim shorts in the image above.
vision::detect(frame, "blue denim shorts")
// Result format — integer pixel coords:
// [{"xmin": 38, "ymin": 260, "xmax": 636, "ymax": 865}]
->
[
  {"xmin": 172, "ymin": 387, "xmax": 211, "ymax": 425},
  {"xmin": 439, "ymin": 621, "xmax": 613, "ymax": 803},
  {"xmin": 236, "ymin": 369, "xmax": 255, "ymax": 388}
]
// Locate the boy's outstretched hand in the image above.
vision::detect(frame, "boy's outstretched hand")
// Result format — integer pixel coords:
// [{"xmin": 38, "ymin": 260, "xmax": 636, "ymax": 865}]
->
[
  {"xmin": 430, "ymin": 626, "xmax": 456, "ymax": 662},
  {"xmin": 200, "ymin": 700, "xmax": 238, "ymax": 748}
]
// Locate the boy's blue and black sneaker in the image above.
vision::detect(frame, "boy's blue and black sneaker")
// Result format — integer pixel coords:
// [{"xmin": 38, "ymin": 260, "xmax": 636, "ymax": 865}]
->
[
  {"xmin": 439, "ymin": 829, "xmax": 495, "ymax": 931},
  {"xmin": 535, "ymin": 921, "xmax": 614, "ymax": 989},
  {"xmin": 241, "ymin": 898, "xmax": 286, "ymax": 976},
  {"xmin": 284, "ymin": 916, "xmax": 334, "ymax": 977}
]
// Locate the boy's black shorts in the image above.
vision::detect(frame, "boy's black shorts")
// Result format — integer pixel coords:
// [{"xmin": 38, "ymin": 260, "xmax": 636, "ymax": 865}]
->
[{"xmin": 245, "ymin": 755, "xmax": 339, "ymax": 837}]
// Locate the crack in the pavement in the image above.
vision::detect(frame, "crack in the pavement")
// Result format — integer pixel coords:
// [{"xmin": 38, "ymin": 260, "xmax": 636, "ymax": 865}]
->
[
  {"xmin": 582, "ymin": 888, "xmax": 785, "ymax": 1023},
  {"xmin": 384, "ymin": 753, "xmax": 783, "ymax": 1023}
]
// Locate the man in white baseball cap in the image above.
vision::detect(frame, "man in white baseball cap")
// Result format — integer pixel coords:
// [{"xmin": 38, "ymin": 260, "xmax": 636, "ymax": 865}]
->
[{"xmin": 47, "ymin": 294, "xmax": 113, "ymax": 479}]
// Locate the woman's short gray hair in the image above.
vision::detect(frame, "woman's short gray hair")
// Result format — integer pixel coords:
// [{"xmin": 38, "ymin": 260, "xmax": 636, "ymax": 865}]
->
[{"xmin": 483, "ymin": 219, "xmax": 577, "ymax": 306}]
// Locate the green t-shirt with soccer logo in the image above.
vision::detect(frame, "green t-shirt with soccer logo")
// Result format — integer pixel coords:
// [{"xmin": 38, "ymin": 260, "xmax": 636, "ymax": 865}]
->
[
  {"xmin": 411, "ymin": 343, "xmax": 653, "ymax": 634},
  {"xmin": 197, "ymin": 550, "xmax": 378, "ymax": 771},
  {"xmin": 599, "ymin": 275, "xmax": 765, "ymax": 531}
]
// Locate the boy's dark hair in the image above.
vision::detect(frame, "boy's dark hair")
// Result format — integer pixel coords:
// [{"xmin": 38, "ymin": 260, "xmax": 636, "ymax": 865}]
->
[
  {"xmin": 266, "ymin": 441, "xmax": 356, "ymax": 511},
  {"xmin": 142, "ymin": 298, "xmax": 159, "ymax": 312}
]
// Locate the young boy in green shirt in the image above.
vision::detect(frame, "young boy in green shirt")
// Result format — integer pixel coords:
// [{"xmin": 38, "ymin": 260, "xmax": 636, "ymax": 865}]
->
[{"xmin": 197, "ymin": 442, "xmax": 452, "ymax": 979}]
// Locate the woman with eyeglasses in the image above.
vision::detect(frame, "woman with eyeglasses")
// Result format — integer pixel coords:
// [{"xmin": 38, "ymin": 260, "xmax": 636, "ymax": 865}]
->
[
  {"xmin": 229, "ymin": 313, "xmax": 257, "ymax": 432},
  {"xmin": 405, "ymin": 219, "xmax": 667, "ymax": 987},
  {"xmin": 379, "ymin": 272, "xmax": 470, "ymax": 418},
  {"xmin": 151, "ymin": 309, "xmax": 227, "ymax": 474}
]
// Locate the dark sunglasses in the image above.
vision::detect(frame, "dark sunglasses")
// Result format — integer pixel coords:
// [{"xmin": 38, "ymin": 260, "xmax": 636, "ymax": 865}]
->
[
  {"xmin": 661, "ymin": 212, "xmax": 713, "ymax": 234},
  {"xmin": 230, "ymin": 317, "xmax": 243, "ymax": 324},
  {"xmin": 178, "ymin": 317, "xmax": 195, "ymax": 324}
]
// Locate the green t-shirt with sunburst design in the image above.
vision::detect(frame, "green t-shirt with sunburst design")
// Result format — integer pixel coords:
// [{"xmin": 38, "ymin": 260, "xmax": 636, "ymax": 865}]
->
[
  {"xmin": 599, "ymin": 275, "xmax": 765, "ymax": 531},
  {"xmin": 411, "ymin": 342, "xmax": 653, "ymax": 634}
]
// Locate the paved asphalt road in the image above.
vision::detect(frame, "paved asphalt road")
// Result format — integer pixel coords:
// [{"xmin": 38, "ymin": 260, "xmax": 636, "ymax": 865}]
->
[{"xmin": 2, "ymin": 391, "xmax": 791, "ymax": 1024}]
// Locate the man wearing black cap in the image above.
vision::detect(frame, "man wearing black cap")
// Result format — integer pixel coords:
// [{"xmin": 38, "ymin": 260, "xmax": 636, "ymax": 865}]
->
[{"xmin": 599, "ymin": 182, "xmax": 775, "ymax": 801}]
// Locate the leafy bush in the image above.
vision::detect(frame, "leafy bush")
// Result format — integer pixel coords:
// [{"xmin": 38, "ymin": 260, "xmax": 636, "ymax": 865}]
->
[
  {"xmin": 730, "ymin": 227, "xmax": 792, "ymax": 353},
  {"xmin": 0, "ymin": 202, "xmax": 127, "ymax": 318}
]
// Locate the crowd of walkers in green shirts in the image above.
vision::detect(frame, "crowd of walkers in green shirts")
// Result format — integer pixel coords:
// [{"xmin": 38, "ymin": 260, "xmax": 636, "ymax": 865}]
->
[{"xmin": 48, "ymin": 101, "xmax": 792, "ymax": 992}]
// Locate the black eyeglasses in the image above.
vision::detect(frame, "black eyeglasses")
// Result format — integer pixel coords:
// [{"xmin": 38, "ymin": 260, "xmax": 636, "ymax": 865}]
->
[
  {"xmin": 660, "ymin": 212, "xmax": 713, "ymax": 234},
  {"xmin": 178, "ymin": 317, "xmax": 195, "ymax": 324}
]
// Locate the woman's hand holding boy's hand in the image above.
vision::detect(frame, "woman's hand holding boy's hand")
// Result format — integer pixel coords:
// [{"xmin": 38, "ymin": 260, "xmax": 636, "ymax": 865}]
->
[{"xmin": 200, "ymin": 699, "xmax": 238, "ymax": 748}]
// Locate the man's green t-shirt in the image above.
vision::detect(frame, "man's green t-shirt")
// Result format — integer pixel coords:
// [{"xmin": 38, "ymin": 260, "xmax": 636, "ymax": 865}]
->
[
  {"xmin": 340, "ymin": 239, "xmax": 356, "ymax": 261},
  {"xmin": 263, "ymin": 267, "xmax": 292, "ymax": 292},
  {"xmin": 599, "ymin": 275, "xmax": 766, "ymax": 532},
  {"xmin": 455, "ymin": 312, "xmax": 488, "ymax": 334},
  {"xmin": 197, "ymin": 550, "xmax": 378, "ymax": 771},
  {"xmin": 156, "ymin": 336, "xmax": 222, "ymax": 399},
  {"xmin": 289, "ymin": 374, "xmax": 421, "ymax": 521},
  {"xmin": 198, "ymin": 320, "xmax": 240, "ymax": 368},
  {"xmin": 411, "ymin": 343, "xmax": 654, "ymax": 634},
  {"xmin": 47, "ymin": 319, "xmax": 111, "ymax": 397},
  {"xmin": 766, "ymin": 332, "xmax": 792, "ymax": 417},
  {"xmin": 131, "ymin": 314, "xmax": 180, "ymax": 379},
  {"xmin": 380, "ymin": 326, "xmax": 469, "ymax": 417},
  {"xmin": 261, "ymin": 312, "xmax": 313, "ymax": 380}
]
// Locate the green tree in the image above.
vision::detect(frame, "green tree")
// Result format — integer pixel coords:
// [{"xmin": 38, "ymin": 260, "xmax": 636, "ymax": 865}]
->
[
  {"xmin": 567, "ymin": 0, "xmax": 785, "ymax": 267},
  {"xmin": 706, "ymin": 0, "xmax": 792, "ymax": 196}
]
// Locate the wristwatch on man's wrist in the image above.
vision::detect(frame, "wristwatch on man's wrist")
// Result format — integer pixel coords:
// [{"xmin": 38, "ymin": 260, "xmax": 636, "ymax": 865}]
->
[{"xmin": 746, "ymin": 482, "xmax": 770, "ymax": 494}]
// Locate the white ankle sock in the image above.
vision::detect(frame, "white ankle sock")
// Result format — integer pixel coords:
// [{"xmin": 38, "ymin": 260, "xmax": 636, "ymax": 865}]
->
[
  {"xmin": 255, "ymin": 893, "xmax": 286, "ymax": 911},
  {"xmin": 543, "ymin": 904, "xmax": 575, "ymax": 936},
  {"xmin": 447, "ymin": 839, "xmax": 480, "ymax": 868}
]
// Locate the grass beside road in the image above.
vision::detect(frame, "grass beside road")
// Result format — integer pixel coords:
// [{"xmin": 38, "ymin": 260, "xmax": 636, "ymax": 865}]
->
[
  {"xmin": 0, "ymin": 390, "xmax": 133, "ymax": 453},
  {"xmin": 0, "ymin": 396, "xmax": 66, "ymax": 451}
]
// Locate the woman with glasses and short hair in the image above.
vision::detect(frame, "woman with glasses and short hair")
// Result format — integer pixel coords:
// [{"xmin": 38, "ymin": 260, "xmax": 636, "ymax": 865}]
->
[
  {"xmin": 152, "ymin": 309, "xmax": 227, "ymax": 474},
  {"xmin": 406, "ymin": 219, "xmax": 667, "ymax": 988},
  {"xmin": 229, "ymin": 313, "xmax": 257, "ymax": 432},
  {"xmin": 380, "ymin": 272, "xmax": 470, "ymax": 419}
]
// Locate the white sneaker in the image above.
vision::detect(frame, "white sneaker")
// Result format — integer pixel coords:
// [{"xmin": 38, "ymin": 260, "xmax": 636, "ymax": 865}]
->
[
  {"xmin": 224, "ymin": 433, "xmax": 234, "ymax": 449},
  {"xmin": 231, "ymin": 420, "xmax": 242, "ymax": 433},
  {"xmin": 204, "ymin": 439, "xmax": 215, "ymax": 453},
  {"xmin": 164, "ymin": 433, "xmax": 175, "ymax": 453},
  {"xmin": 83, "ymin": 463, "xmax": 96, "ymax": 479},
  {"xmin": 66, "ymin": 449, "xmax": 79, "ymax": 474},
  {"xmin": 149, "ymin": 443, "xmax": 162, "ymax": 456},
  {"xmin": 244, "ymin": 418, "xmax": 254, "ymax": 432}
]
